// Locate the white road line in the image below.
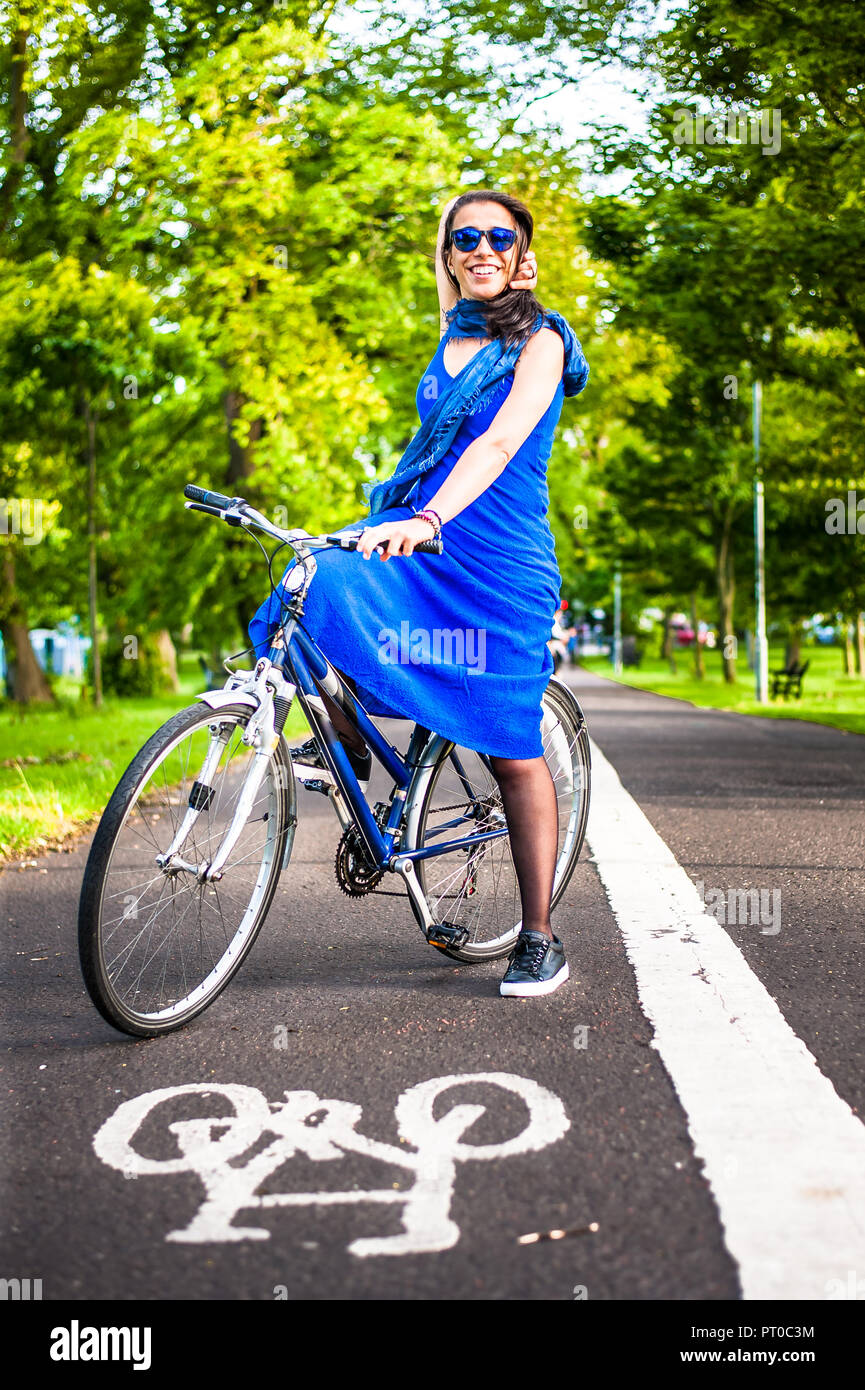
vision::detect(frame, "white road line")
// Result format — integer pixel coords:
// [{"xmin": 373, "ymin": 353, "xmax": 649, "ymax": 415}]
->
[{"xmin": 585, "ymin": 735, "xmax": 865, "ymax": 1301}]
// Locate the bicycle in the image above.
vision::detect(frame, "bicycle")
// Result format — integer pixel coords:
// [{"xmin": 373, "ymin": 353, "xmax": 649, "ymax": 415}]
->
[{"xmin": 78, "ymin": 484, "xmax": 592, "ymax": 1036}]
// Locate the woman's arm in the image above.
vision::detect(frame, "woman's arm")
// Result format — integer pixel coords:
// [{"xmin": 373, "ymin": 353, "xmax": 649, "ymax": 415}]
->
[
  {"xmin": 359, "ymin": 327, "xmax": 565, "ymax": 559},
  {"xmin": 422, "ymin": 327, "xmax": 564, "ymax": 522}
]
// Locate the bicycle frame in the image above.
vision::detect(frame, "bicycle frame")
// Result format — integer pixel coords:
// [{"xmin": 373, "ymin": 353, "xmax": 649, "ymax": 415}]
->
[{"xmin": 265, "ymin": 617, "xmax": 509, "ymax": 876}]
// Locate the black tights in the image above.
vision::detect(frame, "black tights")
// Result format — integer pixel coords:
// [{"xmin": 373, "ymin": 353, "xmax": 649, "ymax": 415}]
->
[
  {"xmin": 320, "ymin": 675, "xmax": 558, "ymax": 939},
  {"xmin": 488, "ymin": 754, "xmax": 558, "ymax": 939}
]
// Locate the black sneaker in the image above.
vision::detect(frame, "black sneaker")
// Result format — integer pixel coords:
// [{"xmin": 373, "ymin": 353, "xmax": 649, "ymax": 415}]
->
[
  {"xmin": 500, "ymin": 930, "xmax": 569, "ymax": 998},
  {"xmin": 291, "ymin": 736, "xmax": 371, "ymax": 789},
  {"xmin": 291, "ymin": 736, "xmax": 326, "ymax": 770}
]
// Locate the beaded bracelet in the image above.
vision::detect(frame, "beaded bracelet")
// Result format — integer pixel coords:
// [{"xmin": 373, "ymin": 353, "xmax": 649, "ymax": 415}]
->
[{"xmin": 414, "ymin": 507, "xmax": 442, "ymax": 537}]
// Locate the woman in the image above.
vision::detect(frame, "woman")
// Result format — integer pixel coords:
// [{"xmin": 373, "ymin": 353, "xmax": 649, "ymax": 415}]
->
[{"xmin": 250, "ymin": 190, "xmax": 589, "ymax": 997}]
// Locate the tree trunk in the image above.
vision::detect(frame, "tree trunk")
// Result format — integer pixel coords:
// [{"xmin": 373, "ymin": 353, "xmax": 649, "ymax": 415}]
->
[
  {"xmin": 785, "ymin": 620, "xmax": 803, "ymax": 668},
  {"xmin": 691, "ymin": 591, "xmax": 704, "ymax": 679},
  {"xmin": 715, "ymin": 514, "xmax": 737, "ymax": 684},
  {"xmin": 659, "ymin": 606, "xmax": 671, "ymax": 659},
  {"xmin": 221, "ymin": 345, "xmax": 265, "ymax": 656},
  {"xmin": 856, "ymin": 612, "xmax": 865, "ymax": 677},
  {"xmin": 84, "ymin": 398, "xmax": 103, "ymax": 707},
  {"xmin": 659, "ymin": 605, "xmax": 676, "ymax": 672},
  {"xmin": 153, "ymin": 629, "xmax": 179, "ymax": 692},
  {"xmin": 220, "ymin": 283, "xmax": 265, "ymax": 488},
  {"xmin": 0, "ymin": 551, "xmax": 54, "ymax": 703},
  {"xmin": 844, "ymin": 616, "xmax": 856, "ymax": 676},
  {"xmin": 223, "ymin": 386, "xmax": 264, "ymax": 485}
]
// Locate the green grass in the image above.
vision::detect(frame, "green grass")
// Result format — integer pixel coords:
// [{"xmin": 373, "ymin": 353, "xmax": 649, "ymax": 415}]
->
[
  {"xmin": 0, "ymin": 656, "xmax": 308, "ymax": 862},
  {"xmin": 578, "ymin": 642, "xmax": 865, "ymax": 737}
]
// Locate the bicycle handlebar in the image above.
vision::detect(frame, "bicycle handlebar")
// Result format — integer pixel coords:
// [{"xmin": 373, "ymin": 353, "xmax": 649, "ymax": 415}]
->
[
  {"xmin": 323, "ymin": 530, "xmax": 443, "ymax": 556},
  {"xmin": 183, "ymin": 483, "xmax": 444, "ymax": 555},
  {"xmin": 184, "ymin": 483, "xmax": 235, "ymax": 510}
]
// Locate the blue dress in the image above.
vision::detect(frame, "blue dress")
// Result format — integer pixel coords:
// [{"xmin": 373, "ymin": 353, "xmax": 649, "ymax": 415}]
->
[{"xmin": 249, "ymin": 331, "xmax": 566, "ymax": 758}]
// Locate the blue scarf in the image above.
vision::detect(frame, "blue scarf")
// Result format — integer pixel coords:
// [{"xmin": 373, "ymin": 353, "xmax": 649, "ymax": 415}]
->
[{"xmin": 363, "ymin": 297, "xmax": 589, "ymax": 515}]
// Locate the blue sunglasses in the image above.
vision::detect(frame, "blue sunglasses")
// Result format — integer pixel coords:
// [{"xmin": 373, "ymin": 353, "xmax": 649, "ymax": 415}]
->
[{"xmin": 450, "ymin": 225, "xmax": 517, "ymax": 253}]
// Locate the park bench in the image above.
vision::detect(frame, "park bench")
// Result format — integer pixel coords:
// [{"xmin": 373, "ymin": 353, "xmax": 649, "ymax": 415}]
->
[
  {"xmin": 622, "ymin": 634, "xmax": 642, "ymax": 668},
  {"xmin": 770, "ymin": 658, "xmax": 809, "ymax": 700}
]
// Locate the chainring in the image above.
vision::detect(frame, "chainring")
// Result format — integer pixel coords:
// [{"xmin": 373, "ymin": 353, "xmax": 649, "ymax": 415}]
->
[{"xmin": 334, "ymin": 824, "xmax": 385, "ymax": 897}]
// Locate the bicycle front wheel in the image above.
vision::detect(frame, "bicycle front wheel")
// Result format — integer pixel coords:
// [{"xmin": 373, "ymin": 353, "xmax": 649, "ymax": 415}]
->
[
  {"xmin": 404, "ymin": 678, "xmax": 591, "ymax": 961},
  {"xmin": 78, "ymin": 701, "xmax": 295, "ymax": 1036}
]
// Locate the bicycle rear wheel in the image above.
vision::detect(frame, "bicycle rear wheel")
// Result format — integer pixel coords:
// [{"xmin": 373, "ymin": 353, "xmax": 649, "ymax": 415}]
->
[
  {"xmin": 78, "ymin": 701, "xmax": 295, "ymax": 1036},
  {"xmin": 404, "ymin": 678, "xmax": 590, "ymax": 961}
]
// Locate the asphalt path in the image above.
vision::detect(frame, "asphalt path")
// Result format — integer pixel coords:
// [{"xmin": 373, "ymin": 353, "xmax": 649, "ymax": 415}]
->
[{"xmin": 1, "ymin": 665, "xmax": 862, "ymax": 1304}]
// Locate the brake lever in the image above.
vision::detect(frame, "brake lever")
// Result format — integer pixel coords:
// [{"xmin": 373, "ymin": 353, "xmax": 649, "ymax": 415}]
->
[{"xmin": 186, "ymin": 501, "xmax": 225, "ymax": 518}]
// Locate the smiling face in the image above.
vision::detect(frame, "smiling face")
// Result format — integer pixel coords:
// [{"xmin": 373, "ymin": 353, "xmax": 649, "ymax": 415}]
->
[{"xmin": 446, "ymin": 200, "xmax": 521, "ymax": 302}]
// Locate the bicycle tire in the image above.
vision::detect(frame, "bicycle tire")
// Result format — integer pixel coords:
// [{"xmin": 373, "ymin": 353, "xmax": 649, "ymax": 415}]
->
[
  {"xmin": 78, "ymin": 701, "xmax": 295, "ymax": 1036},
  {"xmin": 404, "ymin": 677, "xmax": 591, "ymax": 961}
]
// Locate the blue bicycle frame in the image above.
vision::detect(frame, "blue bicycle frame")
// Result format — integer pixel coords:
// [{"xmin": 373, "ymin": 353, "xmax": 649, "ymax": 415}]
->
[{"xmin": 265, "ymin": 617, "xmax": 509, "ymax": 874}]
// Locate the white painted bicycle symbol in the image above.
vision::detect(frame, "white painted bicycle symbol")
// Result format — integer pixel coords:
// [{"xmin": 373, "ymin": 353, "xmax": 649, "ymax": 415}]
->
[{"xmin": 94, "ymin": 1071, "xmax": 569, "ymax": 1257}]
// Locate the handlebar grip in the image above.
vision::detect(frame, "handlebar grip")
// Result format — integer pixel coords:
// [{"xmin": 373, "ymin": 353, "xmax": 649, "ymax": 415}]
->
[
  {"xmin": 184, "ymin": 483, "xmax": 235, "ymax": 510},
  {"xmin": 327, "ymin": 531, "xmax": 444, "ymax": 556},
  {"xmin": 371, "ymin": 536, "xmax": 443, "ymax": 556},
  {"xmin": 410, "ymin": 536, "xmax": 444, "ymax": 555}
]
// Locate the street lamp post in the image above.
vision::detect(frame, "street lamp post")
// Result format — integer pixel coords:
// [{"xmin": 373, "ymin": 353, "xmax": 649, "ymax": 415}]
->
[{"xmin": 753, "ymin": 379, "xmax": 769, "ymax": 704}]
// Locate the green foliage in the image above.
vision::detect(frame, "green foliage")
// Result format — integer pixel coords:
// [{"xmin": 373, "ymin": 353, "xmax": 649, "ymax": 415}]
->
[
  {"xmin": 1, "ymin": 0, "xmax": 862, "ymax": 706},
  {"xmin": 100, "ymin": 630, "xmax": 175, "ymax": 698},
  {"xmin": 579, "ymin": 0, "xmax": 865, "ymax": 653}
]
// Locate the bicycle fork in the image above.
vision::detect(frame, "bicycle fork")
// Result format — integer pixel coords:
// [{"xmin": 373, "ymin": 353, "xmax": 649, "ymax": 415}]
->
[{"xmin": 156, "ymin": 659, "xmax": 295, "ymax": 883}]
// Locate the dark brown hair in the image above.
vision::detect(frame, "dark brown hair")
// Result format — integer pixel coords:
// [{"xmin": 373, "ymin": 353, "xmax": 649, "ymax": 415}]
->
[{"xmin": 441, "ymin": 189, "xmax": 547, "ymax": 348}]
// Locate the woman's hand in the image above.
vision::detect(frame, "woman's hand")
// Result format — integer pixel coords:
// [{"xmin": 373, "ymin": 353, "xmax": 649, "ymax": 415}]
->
[
  {"xmin": 358, "ymin": 516, "xmax": 436, "ymax": 561},
  {"xmin": 509, "ymin": 248, "xmax": 538, "ymax": 292}
]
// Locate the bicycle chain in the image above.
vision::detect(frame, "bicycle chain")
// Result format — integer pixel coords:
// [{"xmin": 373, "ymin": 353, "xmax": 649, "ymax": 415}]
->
[{"xmin": 333, "ymin": 797, "xmax": 504, "ymax": 898}]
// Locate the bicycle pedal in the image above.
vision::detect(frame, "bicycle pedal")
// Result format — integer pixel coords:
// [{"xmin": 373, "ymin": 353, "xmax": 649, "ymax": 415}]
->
[
  {"xmin": 426, "ymin": 921, "xmax": 470, "ymax": 952},
  {"xmin": 299, "ymin": 776, "xmax": 333, "ymax": 795},
  {"xmin": 293, "ymin": 762, "xmax": 335, "ymax": 787}
]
